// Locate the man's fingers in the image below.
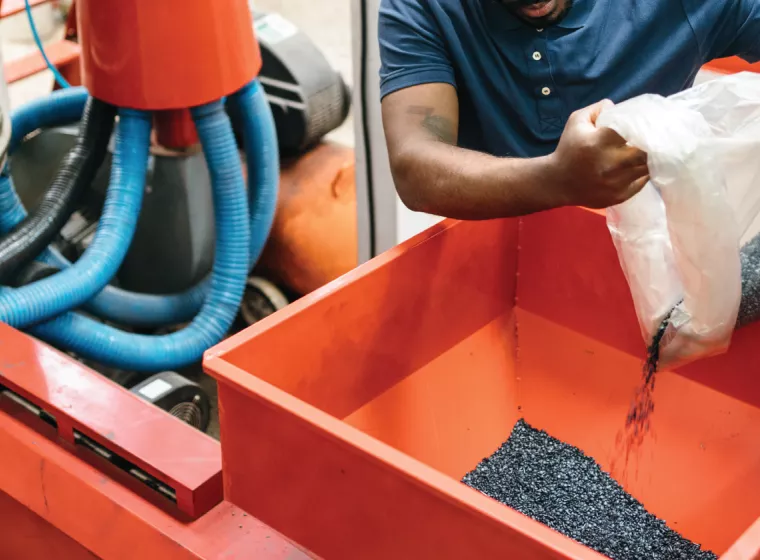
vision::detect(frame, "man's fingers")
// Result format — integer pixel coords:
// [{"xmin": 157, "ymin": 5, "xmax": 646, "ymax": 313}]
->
[
  {"xmin": 616, "ymin": 145, "xmax": 648, "ymax": 168},
  {"xmin": 629, "ymin": 164, "xmax": 649, "ymax": 179},
  {"xmin": 595, "ymin": 127, "xmax": 628, "ymax": 148},
  {"xmin": 619, "ymin": 165, "xmax": 649, "ymax": 188},
  {"xmin": 587, "ymin": 98, "xmax": 615, "ymax": 125},
  {"xmin": 575, "ymin": 98, "xmax": 615, "ymax": 125}
]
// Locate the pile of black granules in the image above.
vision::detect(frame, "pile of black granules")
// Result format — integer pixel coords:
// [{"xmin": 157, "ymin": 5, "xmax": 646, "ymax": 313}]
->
[
  {"xmin": 462, "ymin": 420, "xmax": 717, "ymax": 560},
  {"xmin": 738, "ymin": 232, "xmax": 760, "ymax": 328}
]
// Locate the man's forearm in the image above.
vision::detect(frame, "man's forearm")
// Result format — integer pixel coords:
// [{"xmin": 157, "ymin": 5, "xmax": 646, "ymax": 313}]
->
[{"xmin": 392, "ymin": 142, "xmax": 566, "ymax": 220}]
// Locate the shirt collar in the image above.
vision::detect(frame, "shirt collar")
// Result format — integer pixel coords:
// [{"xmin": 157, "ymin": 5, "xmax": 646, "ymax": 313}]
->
[{"xmin": 492, "ymin": 0, "xmax": 592, "ymax": 31}]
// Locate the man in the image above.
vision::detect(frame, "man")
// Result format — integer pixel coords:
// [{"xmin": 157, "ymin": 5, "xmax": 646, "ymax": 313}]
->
[{"xmin": 379, "ymin": 0, "xmax": 760, "ymax": 219}]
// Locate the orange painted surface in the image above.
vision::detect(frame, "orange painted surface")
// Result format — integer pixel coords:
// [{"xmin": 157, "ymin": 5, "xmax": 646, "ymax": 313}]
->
[
  {"xmin": 217, "ymin": 218, "xmax": 519, "ymax": 419},
  {"xmin": 0, "ymin": 322, "xmax": 223, "ymax": 519},
  {"xmin": 77, "ymin": 0, "xmax": 260, "ymax": 109},
  {"xmin": 725, "ymin": 519, "xmax": 760, "ymax": 560},
  {"xmin": 703, "ymin": 57, "xmax": 760, "ymax": 75},
  {"xmin": 344, "ymin": 312, "xmax": 518, "ymax": 480},
  {"xmin": 0, "ymin": 490, "xmax": 98, "ymax": 559},
  {"xmin": 0, "ymin": 407, "xmax": 311, "ymax": 559},
  {"xmin": 257, "ymin": 143, "xmax": 359, "ymax": 296},
  {"xmin": 207, "ymin": 207, "xmax": 760, "ymax": 559}
]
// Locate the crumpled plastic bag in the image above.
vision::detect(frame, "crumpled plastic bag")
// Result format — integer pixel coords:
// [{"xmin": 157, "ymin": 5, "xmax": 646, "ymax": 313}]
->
[{"xmin": 597, "ymin": 72, "xmax": 760, "ymax": 369}]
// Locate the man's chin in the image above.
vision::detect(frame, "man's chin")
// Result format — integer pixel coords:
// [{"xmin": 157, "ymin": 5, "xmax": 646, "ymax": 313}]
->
[{"xmin": 504, "ymin": 0, "xmax": 573, "ymax": 27}]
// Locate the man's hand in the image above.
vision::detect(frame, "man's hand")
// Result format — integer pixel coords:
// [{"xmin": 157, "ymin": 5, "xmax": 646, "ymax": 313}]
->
[{"xmin": 546, "ymin": 100, "xmax": 650, "ymax": 209}]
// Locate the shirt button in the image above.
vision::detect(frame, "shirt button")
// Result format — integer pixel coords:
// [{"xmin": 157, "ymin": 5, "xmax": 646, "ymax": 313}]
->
[
  {"xmin": 532, "ymin": 51, "xmax": 542, "ymax": 61},
  {"xmin": 541, "ymin": 87, "xmax": 551, "ymax": 96}
]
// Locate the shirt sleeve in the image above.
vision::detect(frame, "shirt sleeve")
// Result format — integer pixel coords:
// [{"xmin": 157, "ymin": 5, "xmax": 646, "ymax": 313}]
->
[
  {"xmin": 682, "ymin": 0, "xmax": 760, "ymax": 63},
  {"xmin": 378, "ymin": 0, "xmax": 457, "ymax": 100}
]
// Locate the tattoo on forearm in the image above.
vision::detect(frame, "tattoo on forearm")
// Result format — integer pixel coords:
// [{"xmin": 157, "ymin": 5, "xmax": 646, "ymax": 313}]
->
[{"xmin": 407, "ymin": 105, "xmax": 457, "ymax": 144}]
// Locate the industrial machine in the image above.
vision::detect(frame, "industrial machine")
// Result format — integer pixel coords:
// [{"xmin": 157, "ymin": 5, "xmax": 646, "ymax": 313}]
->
[
  {"xmin": 0, "ymin": 0, "xmax": 352, "ymax": 427},
  {"xmin": 11, "ymin": 4, "xmax": 350, "ymax": 305},
  {"xmin": 0, "ymin": 1, "xmax": 271, "ymax": 372},
  {"xmin": 1, "ymin": 0, "xmax": 760, "ymax": 558},
  {"xmin": 0, "ymin": 0, "xmax": 350, "ymax": 555}
]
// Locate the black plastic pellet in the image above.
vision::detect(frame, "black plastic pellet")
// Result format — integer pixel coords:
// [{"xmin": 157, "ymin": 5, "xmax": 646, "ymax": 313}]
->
[
  {"xmin": 622, "ymin": 306, "xmax": 676, "ymax": 451},
  {"xmin": 462, "ymin": 420, "xmax": 717, "ymax": 560}
]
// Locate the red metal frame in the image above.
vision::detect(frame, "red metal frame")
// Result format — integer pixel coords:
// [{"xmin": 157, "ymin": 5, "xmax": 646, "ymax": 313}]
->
[
  {"xmin": 0, "ymin": 489, "xmax": 98, "ymax": 559},
  {"xmin": 0, "ymin": 326, "xmax": 311, "ymax": 559},
  {"xmin": 0, "ymin": 408, "xmax": 311, "ymax": 559},
  {"xmin": 0, "ymin": 322, "xmax": 222, "ymax": 519}
]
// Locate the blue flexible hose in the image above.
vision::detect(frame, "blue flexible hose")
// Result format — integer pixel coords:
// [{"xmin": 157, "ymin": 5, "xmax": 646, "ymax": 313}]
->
[
  {"xmin": 0, "ymin": 109, "xmax": 151, "ymax": 327},
  {"xmin": 30, "ymin": 100, "xmax": 251, "ymax": 371},
  {"xmin": 73, "ymin": 79, "xmax": 279, "ymax": 327},
  {"xmin": 43, "ymin": 247, "xmax": 208, "ymax": 326},
  {"xmin": 229, "ymin": 79, "xmax": 280, "ymax": 272},
  {"xmin": 1, "ymin": 87, "xmax": 201, "ymax": 324},
  {"xmin": 24, "ymin": 0, "xmax": 71, "ymax": 89},
  {"xmin": 0, "ymin": 170, "xmax": 28, "ymax": 232},
  {"xmin": 4, "ymin": 80, "xmax": 279, "ymax": 328},
  {"xmin": 10, "ymin": 86, "xmax": 88, "ymax": 153}
]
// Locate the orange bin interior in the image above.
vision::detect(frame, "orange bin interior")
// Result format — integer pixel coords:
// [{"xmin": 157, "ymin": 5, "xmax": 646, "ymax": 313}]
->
[{"xmin": 206, "ymin": 206, "xmax": 760, "ymax": 560}]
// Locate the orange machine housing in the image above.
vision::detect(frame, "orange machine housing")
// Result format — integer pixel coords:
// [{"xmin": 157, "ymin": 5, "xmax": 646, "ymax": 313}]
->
[
  {"xmin": 256, "ymin": 143, "xmax": 359, "ymax": 296},
  {"xmin": 76, "ymin": 0, "xmax": 261, "ymax": 111}
]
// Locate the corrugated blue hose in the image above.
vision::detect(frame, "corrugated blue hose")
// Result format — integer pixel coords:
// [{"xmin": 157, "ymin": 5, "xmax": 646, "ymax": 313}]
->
[
  {"xmin": 61, "ymin": 79, "xmax": 279, "ymax": 327},
  {"xmin": 29, "ymin": 100, "xmax": 251, "ymax": 371},
  {"xmin": 0, "ymin": 109, "xmax": 151, "ymax": 327},
  {"xmin": 10, "ymin": 87, "xmax": 88, "ymax": 153},
  {"xmin": 6, "ymin": 80, "xmax": 278, "ymax": 328},
  {"xmin": 230, "ymin": 79, "xmax": 280, "ymax": 278},
  {"xmin": 2, "ymin": 87, "xmax": 202, "ymax": 324},
  {"xmin": 0, "ymin": 171, "xmax": 28, "ymax": 231}
]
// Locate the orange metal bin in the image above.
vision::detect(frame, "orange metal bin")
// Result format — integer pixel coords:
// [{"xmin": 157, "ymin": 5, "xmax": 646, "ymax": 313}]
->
[
  {"xmin": 205, "ymin": 206, "xmax": 760, "ymax": 560},
  {"xmin": 703, "ymin": 56, "xmax": 760, "ymax": 75}
]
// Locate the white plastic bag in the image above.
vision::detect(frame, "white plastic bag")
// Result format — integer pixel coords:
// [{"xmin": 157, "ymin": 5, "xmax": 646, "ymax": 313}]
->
[{"xmin": 597, "ymin": 72, "xmax": 760, "ymax": 368}]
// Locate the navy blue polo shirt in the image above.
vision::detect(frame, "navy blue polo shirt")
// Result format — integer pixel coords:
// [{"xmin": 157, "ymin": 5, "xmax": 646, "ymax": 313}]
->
[{"xmin": 378, "ymin": 0, "xmax": 760, "ymax": 157}]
